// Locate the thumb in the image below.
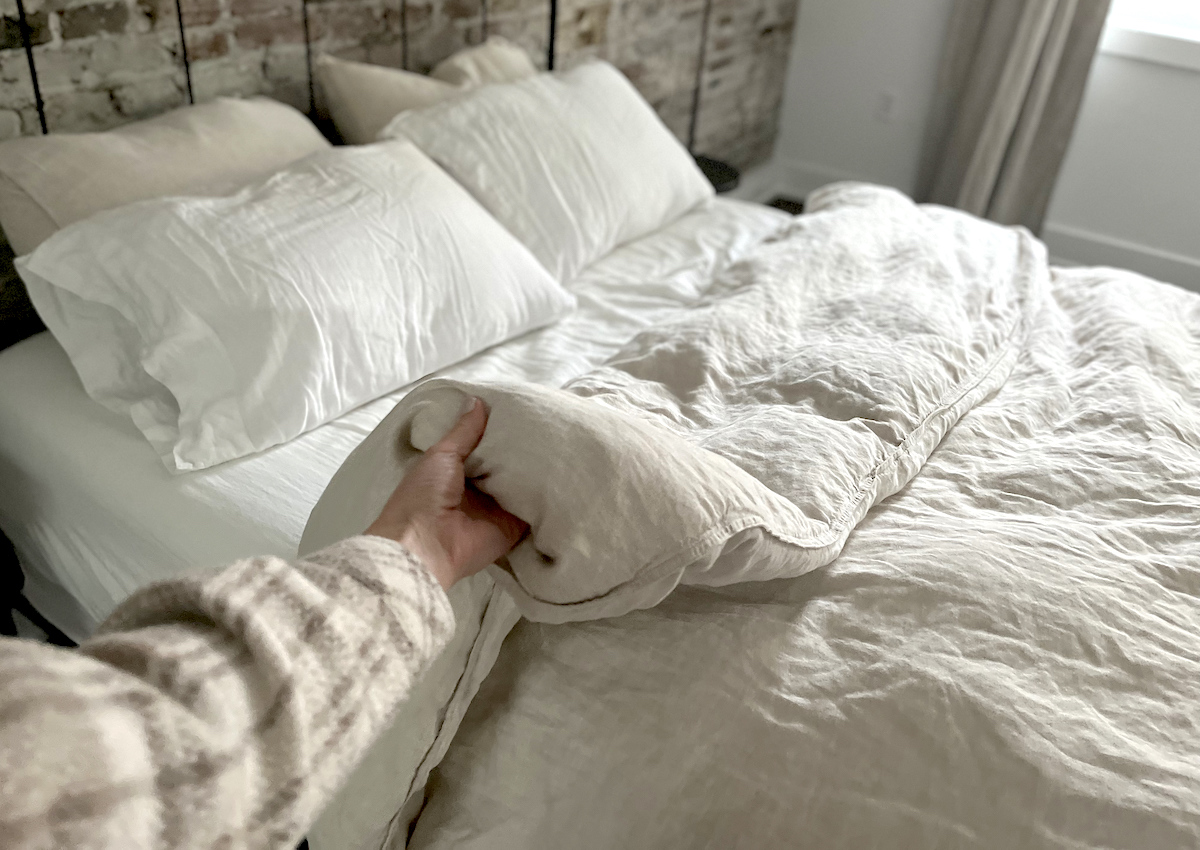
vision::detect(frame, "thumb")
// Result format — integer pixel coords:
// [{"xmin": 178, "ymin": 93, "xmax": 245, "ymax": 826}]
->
[{"xmin": 429, "ymin": 397, "xmax": 487, "ymax": 460}]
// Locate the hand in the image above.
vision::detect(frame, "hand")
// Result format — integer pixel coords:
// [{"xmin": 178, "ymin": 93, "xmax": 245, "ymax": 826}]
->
[{"xmin": 365, "ymin": 397, "xmax": 528, "ymax": 591}]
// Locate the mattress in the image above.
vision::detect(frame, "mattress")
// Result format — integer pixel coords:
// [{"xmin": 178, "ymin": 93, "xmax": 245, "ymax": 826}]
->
[{"xmin": 0, "ymin": 198, "xmax": 788, "ymax": 642}]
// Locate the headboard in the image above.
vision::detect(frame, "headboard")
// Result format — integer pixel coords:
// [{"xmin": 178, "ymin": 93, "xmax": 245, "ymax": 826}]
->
[{"xmin": 0, "ymin": 0, "xmax": 799, "ymax": 350}]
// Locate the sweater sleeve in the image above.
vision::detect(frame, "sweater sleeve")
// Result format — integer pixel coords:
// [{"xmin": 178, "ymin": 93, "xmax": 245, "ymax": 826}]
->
[{"xmin": 0, "ymin": 535, "xmax": 455, "ymax": 850}]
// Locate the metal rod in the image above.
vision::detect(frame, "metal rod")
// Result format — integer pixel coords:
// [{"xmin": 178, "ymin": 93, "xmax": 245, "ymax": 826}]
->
[
  {"xmin": 687, "ymin": 0, "xmax": 714, "ymax": 153},
  {"xmin": 301, "ymin": 0, "xmax": 314, "ymax": 115},
  {"xmin": 173, "ymin": 0, "xmax": 195, "ymax": 104},
  {"xmin": 480, "ymin": 0, "xmax": 487, "ymax": 41},
  {"xmin": 14, "ymin": 0, "xmax": 47, "ymax": 134},
  {"xmin": 400, "ymin": 0, "xmax": 408, "ymax": 70},
  {"xmin": 547, "ymin": 0, "xmax": 556, "ymax": 70}
]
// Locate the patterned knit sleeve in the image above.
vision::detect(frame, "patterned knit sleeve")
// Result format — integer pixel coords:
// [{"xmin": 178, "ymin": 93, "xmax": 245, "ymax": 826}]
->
[{"xmin": 0, "ymin": 535, "xmax": 455, "ymax": 850}]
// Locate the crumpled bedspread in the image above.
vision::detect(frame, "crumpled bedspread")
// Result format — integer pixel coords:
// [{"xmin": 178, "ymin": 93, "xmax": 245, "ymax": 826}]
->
[
  {"xmin": 388, "ymin": 183, "xmax": 1044, "ymax": 621},
  {"xmin": 307, "ymin": 183, "xmax": 1200, "ymax": 849}
]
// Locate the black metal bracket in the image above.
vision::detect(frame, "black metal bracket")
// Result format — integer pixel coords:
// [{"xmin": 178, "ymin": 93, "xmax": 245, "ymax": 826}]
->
[
  {"xmin": 14, "ymin": 0, "xmax": 47, "ymax": 134},
  {"xmin": 687, "ymin": 0, "xmax": 714, "ymax": 153},
  {"xmin": 400, "ymin": 0, "xmax": 408, "ymax": 69},
  {"xmin": 547, "ymin": 0, "xmax": 556, "ymax": 70},
  {"xmin": 173, "ymin": 0, "xmax": 195, "ymax": 104},
  {"xmin": 301, "ymin": 0, "xmax": 314, "ymax": 114}
]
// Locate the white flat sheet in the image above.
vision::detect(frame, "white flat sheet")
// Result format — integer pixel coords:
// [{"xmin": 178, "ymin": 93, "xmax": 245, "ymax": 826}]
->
[{"xmin": 0, "ymin": 198, "xmax": 788, "ymax": 641}]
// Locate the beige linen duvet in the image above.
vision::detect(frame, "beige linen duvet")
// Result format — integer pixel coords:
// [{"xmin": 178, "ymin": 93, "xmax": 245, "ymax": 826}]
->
[{"xmin": 309, "ymin": 184, "xmax": 1200, "ymax": 848}]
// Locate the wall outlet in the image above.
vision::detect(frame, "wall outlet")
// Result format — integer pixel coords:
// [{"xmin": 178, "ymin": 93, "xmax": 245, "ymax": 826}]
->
[{"xmin": 874, "ymin": 91, "xmax": 898, "ymax": 123}]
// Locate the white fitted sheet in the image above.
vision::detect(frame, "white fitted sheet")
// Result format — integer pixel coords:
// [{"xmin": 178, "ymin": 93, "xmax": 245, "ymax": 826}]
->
[{"xmin": 0, "ymin": 198, "xmax": 788, "ymax": 641}]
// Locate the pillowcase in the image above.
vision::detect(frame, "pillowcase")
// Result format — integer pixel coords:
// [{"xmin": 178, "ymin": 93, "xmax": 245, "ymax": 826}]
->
[
  {"xmin": 430, "ymin": 36, "xmax": 539, "ymax": 86},
  {"xmin": 0, "ymin": 97, "xmax": 329, "ymax": 256},
  {"xmin": 380, "ymin": 60, "xmax": 715, "ymax": 283},
  {"xmin": 316, "ymin": 55, "xmax": 455, "ymax": 146},
  {"xmin": 17, "ymin": 141, "xmax": 575, "ymax": 471},
  {"xmin": 316, "ymin": 37, "xmax": 538, "ymax": 145}
]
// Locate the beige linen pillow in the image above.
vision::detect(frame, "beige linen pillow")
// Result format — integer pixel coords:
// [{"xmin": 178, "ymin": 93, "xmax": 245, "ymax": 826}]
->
[
  {"xmin": 430, "ymin": 35, "xmax": 538, "ymax": 86},
  {"xmin": 0, "ymin": 97, "xmax": 329, "ymax": 256},
  {"xmin": 316, "ymin": 55, "xmax": 456, "ymax": 145},
  {"xmin": 316, "ymin": 37, "xmax": 538, "ymax": 145}
]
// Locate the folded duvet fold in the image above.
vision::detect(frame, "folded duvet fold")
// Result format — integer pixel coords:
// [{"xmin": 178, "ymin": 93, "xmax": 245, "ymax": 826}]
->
[{"xmin": 382, "ymin": 184, "xmax": 1046, "ymax": 622}]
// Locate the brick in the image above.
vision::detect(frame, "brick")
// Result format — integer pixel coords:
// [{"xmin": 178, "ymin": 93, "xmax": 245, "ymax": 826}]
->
[
  {"xmin": 113, "ymin": 73, "xmax": 182, "ymax": 116},
  {"xmin": 443, "ymin": 0, "xmax": 478, "ymax": 21},
  {"xmin": 0, "ymin": 108, "xmax": 20, "ymax": 138},
  {"xmin": 229, "ymin": 0, "xmax": 277, "ymax": 20},
  {"xmin": 316, "ymin": 5, "xmax": 384, "ymax": 43},
  {"xmin": 490, "ymin": 0, "xmax": 540, "ymax": 13},
  {"xmin": 190, "ymin": 52, "xmax": 266, "ymax": 100},
  {"xmin": 17, "ymin": 103, "xmax": 41, "ymax": 131},
  {"xmin": 563, "ymin": 2, "xmax": 608, "ymax": 50},
  {"xmin": 1, "ymin": 10, "xmax": 50, "ymax": 49},
  {"xmin": 137, "ymin": 0, "xmax": 221, "ymax": 28},
  {"xmin": 26, "ymin": 41, "xmax": 91, "ymax": 89},
  {"xmin": 89, "ymin": 34, "xmax": 173, "ymax": 76},
  {"xmin": 60, "ymin": 2, "xmax": 130, "ymax": 39},
  {"xmin": 235, "ymin": 12, "xmax": 304, "ymax": 47},
  {"xmin": 44, "ymin": 87, "xmax": 121, "ymax": 130},
  {"xmin": 402, "ymin": 1, "xmax": 431, "ymax": 29},
  {"xmin": 187, "ymin": 28, "xmax": 229, "ymax": 59}
]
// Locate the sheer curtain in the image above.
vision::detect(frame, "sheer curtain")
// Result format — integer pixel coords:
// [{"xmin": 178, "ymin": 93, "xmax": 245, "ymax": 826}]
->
[{"xmin": 916, "ymin": 0, "xmax": 1112, "ymax": 233}]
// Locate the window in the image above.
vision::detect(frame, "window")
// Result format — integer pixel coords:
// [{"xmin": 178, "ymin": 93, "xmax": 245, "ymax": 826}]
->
[
  {"xmin": 1102, "ymin": 0, "xmax": 1200, "ymax": 74},
  {"xmin": 1109, "ymin": 0, "xmax": 1200, "ymax": 39}
]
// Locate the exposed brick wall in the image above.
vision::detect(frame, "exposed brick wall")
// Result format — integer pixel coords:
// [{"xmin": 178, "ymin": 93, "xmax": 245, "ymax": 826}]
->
[
  {"xmin": 0, "ymin": 0, "xmax": 799, "ymax": 347},
  {"xmin": 0, "ymin": 0, "xmax": 798, "ymax": 157}
]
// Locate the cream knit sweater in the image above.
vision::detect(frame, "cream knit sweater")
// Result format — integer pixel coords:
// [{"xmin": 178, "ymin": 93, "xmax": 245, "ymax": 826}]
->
[{"xmin": 0, "ymin": 535, "xmax": 454, "ymax": 850}]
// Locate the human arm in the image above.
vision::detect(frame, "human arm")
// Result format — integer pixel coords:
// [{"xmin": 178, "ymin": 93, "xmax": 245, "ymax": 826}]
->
[{"xmin": 0, "ymin": 398, "xmax": 524, "ymax": 850}]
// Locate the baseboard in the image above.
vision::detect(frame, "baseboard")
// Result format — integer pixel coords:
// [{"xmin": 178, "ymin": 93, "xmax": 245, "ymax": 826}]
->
[{"xmin": 1042, "ymin": 223, "xmax": 1200, "ymax": 293}]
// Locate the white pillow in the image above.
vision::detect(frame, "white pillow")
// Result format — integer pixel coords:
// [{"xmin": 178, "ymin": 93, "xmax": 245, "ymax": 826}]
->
[
  {"xmin": 381, "ymin": 61, "xmax": 715, "ymax": 283},
  {"xmin": 18, "ymin": 141, "xmax": 575, "ymax": 471},
  {"xmin": 316, "ymin": 38, "xmax": 538, "ymax": 145}
]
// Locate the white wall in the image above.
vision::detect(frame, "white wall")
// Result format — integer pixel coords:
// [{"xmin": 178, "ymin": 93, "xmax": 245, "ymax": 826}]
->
[
  {"xmin": 743, "ymin": 0, "xmax": 1200, "ymax": 292},
  {"xmin": 738, "ymin": 0, "xmax": 955, "ymax": 200},
  {"xmin": 1043, "ymin": 52, "xmax": 1200, "ymax": 289}
]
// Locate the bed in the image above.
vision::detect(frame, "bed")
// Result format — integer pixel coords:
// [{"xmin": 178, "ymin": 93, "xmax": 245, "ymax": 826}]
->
[
  {"xmin": 1, "ymin": 30, "xmax": 1199, "ymax": 850},
  {"xmin": 302, "ymin": 181, "xmax": 1200, "ymax": 850},
  {"xmin": 0, "ymin": 197, "xmax": 785, "ymax": 640}
]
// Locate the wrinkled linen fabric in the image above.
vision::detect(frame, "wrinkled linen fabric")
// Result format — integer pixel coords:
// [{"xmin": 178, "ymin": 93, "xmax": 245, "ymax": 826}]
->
[
  {"xmin": 383, "ymin": 183, "xmax": 1043, "ymax": 620},
  {"xmin": 404, "ymin": 222, "xmax": 1200, "ymax": 841},
  {"xmin": 299, "ymin": 183, "xmax": 1198, "ymax": 850},
  {"xmin": 291, "ymin": 199, "xmax": 788, "ymax": 850}
]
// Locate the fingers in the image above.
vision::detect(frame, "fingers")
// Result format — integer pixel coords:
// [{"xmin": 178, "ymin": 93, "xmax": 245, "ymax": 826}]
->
[
  {"xmin": 429, "ymin": 396, "xmax": 488, "ymax": 460},
  {"xmin": 462, "ymin": 483, "xmax": 529, "ymax": 549}
]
